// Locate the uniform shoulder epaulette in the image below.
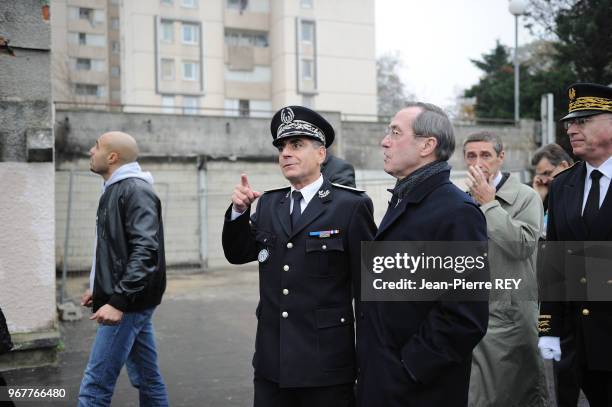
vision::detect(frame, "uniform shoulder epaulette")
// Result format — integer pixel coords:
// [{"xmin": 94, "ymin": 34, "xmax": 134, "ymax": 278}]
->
[
  {"xmin": 553, "ymin": 161, "xmax": 581, "ymax": 178},
  {"xmin": 263, "ymin": 185, "xmax": 291, "ymax": 193},
  {"xmin": 331, "ymin": 183, "xmax": 365, "ymax": 193}
]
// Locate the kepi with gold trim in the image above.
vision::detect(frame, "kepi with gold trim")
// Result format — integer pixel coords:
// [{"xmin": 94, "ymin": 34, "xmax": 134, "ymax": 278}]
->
[{"xmin": 562, "ymin": 82, "xmax": 612, "ymax": 120}]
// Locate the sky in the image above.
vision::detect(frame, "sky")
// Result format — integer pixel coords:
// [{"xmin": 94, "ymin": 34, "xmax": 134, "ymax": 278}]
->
[{"xmin": 375, "ymin": 0, "xmax": 535, "ymax": 110}]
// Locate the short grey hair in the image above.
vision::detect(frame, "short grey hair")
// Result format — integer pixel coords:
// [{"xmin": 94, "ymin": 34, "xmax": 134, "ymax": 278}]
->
[
  {"xmin": 531, "ymin": 143, "xmax": 573, "ymax": 167},
  {"xmin": 406, "ymin": 102, "xmax": 455, "ymax": 161},
  {"xmin": 463, "ymin": 132, "xmax": 504, "ymax": 156}
]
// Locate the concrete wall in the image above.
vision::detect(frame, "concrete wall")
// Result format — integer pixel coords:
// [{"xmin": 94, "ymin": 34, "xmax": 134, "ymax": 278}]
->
[
  {"xmin": 0, "ymin": 0, "xmax": 59, "ymax": 370},
  {"xmin": 54, "ymin": 110, "xmax": 537, "ymax": 272}
]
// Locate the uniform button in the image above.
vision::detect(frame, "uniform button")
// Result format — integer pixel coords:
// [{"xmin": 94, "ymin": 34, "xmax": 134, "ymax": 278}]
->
[
  {"xmin": 541, "ymin": 243, "xmax": 546, "ymax": 249},
  {"xmin": 582, "ymin": 308, "xmax": 590, "ymax": 316},
  {"xmin": 567, "ymin": 249, "xmax": 573, "ymax": 254},
  {"xmin": 580, "ymin": 277, "xmax": 587, "ymax": 284},
  {"xmin": 322, "ymin": 245, "xmax": 327, "ymax": 250},
  {"xmin": 607, "ymin": 280, "xmax": 612, "ymax": 285},
  {"xmin": 283, "ymin": 265, "xmax": 289, "ymax": 271},
  {"xmin": 282, "ymin": 311, "xmax": 288, "ymax": 318},
  {"xmin": 360, "ymin": 312, "xmax": 364, "ymax": 319},
  {"xmin": 340, "ymin": 317, "xmax": 346, "ymax": 323},
  {"xmin": 287, "ymin": 242, "xmax": 293, "ymax": 249},
  {"xmin": 282, "ymin": 289, "xmax": 289, "ymax": 295}
]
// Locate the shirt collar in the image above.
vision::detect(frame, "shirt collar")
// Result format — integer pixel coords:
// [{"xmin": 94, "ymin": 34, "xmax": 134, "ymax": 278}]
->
[
  {"xmin": 586, "ymin": 156, "xmax": 612, "ymax": 181},
  {"xmin": 291, "ymin": 174, "xmax": 324, "ymax": 205},
  {"xmin": 491, "ymin": 171, "xmax": 503, "ymax": 188}
]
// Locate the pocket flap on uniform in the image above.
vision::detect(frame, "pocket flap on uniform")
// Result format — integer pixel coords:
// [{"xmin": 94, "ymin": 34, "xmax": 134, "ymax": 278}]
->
[
  {"xmin": 305, "ymin": 237, "xmax": 344, "ymax": 253},
  {"xmin": 315, "ymin": 306, "xmax": 354, "ymax": 329}
]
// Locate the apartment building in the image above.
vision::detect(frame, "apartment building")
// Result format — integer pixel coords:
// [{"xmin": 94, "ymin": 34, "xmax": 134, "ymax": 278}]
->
[{"xmin": 51, "ymin": 0, "xmax": 377, "ymax": 117}]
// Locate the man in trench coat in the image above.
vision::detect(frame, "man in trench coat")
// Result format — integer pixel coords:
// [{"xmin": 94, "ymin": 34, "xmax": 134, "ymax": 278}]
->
[{"xmin": 463, "ymin": 132, "xmax": 547, "ymax": 407}]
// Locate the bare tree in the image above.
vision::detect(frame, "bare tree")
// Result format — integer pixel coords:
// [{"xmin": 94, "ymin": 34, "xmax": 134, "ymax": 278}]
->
[{"xmin": 377, "ymin": 52, "xmax": 415, "ymax": 117}]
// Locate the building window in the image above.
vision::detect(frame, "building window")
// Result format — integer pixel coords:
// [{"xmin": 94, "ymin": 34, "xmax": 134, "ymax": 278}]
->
[
  {"xmin": 79, "ymin": 7, "xmax": 93, "ymax": 21},
  {"xmin": 301, "ymin": 21, "xmax": 314, "ymax": 44},
  {"xmin": 162, "ymin": 95, "xmax": 175, "ymax": 113},
  {"xmin": 182, "ymin": 61, "xmax": 199, "ymax": 81},
  {"xmin": 224, "ymin": 29, "xmax": 268, "ymax": 47},
  {"xmin": 161, "ymin": 59, "xmax": 174, "ymax": 80},
  {"xmin": 182, "ymin": 0, "xmax": 198, "ymax": 8},
  {"xmin": 112, "ymin": 41, "xmax": 120, "ymax": 53},
  {"xmin": 300, "ymin": 0, "xmax": 313, "ymax": 8},
  {"xmin": 226, "ymin": 0, "xmax": 240, "ymax": 9},
  {"xmin": 76, "ymin": 58, "xmax": 91, "ymax": 70},
  {"xmin": 239, "ymin": 99, "xmax": 249, "ymax": 117},
  {"xmin": 183, "ymin": 96, "xmax": 199, "ymax": 114},
  {"xmin": 161, "ymin": 0, "xmax": 173, "ymax": 5},
  {"xmin": 75, "ymin": 84, "xmax": 103, "ymax": 97},
  {"xmin": 181, "ymin": 23, "xmax": 199, "ymax": 44},
  {"xmin": 302, "ymin": 59, "xmax": 313, "ymax": 80},
  {"xmin": 111, "ymin": 18, "xmax": 120, "ymax": 30},
  {"xmin": 75, "ymin": 32, "xmax": 106, "ymax": 47},
  {"xmin": 110, "ymin": 66, "xmax": 120, "ymax": 77},
  {"xmin": 161, "ymin": 21, "xmax": 174, "ymax": 43}
]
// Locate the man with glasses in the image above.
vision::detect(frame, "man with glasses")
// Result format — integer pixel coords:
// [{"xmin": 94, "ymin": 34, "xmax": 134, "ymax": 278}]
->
[
  {"xmin": 538, "ymin": 83, "xmax": 612, "ymax": 406},
  {"xmin": 356, "ymin": 103, "xmax": 489, "ymax": 407},
  {"xmin": 531, "ymin": 143, "xmax": 574, "ymax": 235}
]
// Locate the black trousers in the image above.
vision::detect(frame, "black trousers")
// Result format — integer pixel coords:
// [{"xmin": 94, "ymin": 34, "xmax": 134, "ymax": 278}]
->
[{"xmin": 254, "ymin": 376, "xmax": 354, "ymax": 407}]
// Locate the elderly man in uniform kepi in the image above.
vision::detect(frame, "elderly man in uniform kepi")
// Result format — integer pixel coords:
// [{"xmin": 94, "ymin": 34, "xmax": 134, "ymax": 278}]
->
[
  {"xmin": 538, "ymin": 83, "xmax": 612, "ymax": 407},
  {"xmin": 222, "ymin": 106, "xmax": 377, "ymax": 407}
]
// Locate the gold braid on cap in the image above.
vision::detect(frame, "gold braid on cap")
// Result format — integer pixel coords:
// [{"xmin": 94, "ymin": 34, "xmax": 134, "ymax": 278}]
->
[
  {"xmin": 277, "ymin": 120, "xmax": 326, "ymax": 145},
  {"xmin": 569, "ymin": 96, "xmax": 612, "ymax": 113}
]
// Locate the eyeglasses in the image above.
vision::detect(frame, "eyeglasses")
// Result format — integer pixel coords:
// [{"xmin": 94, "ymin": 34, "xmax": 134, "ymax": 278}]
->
[
  {"xmin": 563, "ymin": 116, "xmax": 612, "ymax": 130},
  {"xmin": 384, "ymin": 127, "xmax": 422, "ymax": 140}
]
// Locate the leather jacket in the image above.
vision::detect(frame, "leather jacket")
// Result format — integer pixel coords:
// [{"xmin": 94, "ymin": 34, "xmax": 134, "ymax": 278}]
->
[{"xmin": 92, "ymin": 178, "xmax": 166, "ymax": 312}]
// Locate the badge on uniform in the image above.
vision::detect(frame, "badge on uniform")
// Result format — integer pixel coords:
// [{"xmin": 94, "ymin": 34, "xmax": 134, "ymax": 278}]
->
[
  {"xmin": 258, "ymin": 248, "xmax": 270, "ymax": 263},
  {"xmin": 309, "ymin": 229, "xmax": 340, "ymax": 238},
  {"xmin": 318, "ymin": 189, "xmax": 330, "ymax": 199}
]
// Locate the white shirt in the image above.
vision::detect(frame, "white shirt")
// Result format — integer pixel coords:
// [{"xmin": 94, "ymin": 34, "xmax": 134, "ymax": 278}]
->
[
  {"xmin": 230, "ymin": 175, "xmax": 324, "ymax": 220},
  {"xmin": 492, "ymin": 172, "xmax": 503, "ymax": 189},
  {"xmin": 581, "ymin": 156, "xmax": 612, "ymax": 214}
]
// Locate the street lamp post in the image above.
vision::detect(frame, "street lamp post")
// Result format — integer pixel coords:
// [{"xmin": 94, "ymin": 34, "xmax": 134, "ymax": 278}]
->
[{"xmin": 509, "ymin": 0, "xmax": 528, "ymax": 123}]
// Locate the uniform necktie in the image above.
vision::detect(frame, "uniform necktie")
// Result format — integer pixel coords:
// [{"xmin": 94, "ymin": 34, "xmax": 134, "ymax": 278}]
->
[
  {"xmin": 583, "ymin": 169, "xmax": 603, "ymax": 232},
  {"xmin": 291, "ymin": 190, "xmax": 303, "ymax": 229}
]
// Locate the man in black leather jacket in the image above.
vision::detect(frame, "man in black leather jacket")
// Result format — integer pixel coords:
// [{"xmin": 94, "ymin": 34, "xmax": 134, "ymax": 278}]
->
[{"xmin": 78, "ymin": 131, "xmax": 168, "ymax": 407}]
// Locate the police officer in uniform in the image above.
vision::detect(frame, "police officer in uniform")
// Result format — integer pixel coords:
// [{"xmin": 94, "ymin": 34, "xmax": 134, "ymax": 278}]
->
[
  {"xmin": 222, "ymin": 106, "xmax": 377, "ymax": 407},
  {"xmin": 538, "ymin": 83, "xmax": 612, "ymax": 406}
]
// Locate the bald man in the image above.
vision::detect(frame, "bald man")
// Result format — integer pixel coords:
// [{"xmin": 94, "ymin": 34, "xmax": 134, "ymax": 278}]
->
[{"xmin": 78, "ymin": 132, "xmax": 169, "ymax": 407}]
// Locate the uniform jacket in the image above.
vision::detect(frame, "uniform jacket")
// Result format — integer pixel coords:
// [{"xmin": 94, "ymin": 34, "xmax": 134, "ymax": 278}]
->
[
  {"xmin": 468, "ymin": 174, "xmax": 547, "ymax": 407},
  {"xmin": 539, "ymin": 161, "xmax": 612, "ymax": 371},
  {"xmin": 222, "ymin": 177, "xmax": 377, "ymax": 387},
  {"xmin": 356, "ymin": 169, "xmax": 489, "ymax": 407},
  {"xmin": 92, "ymin": 178, "xmax": 166, "ymax": 313},
  {"xmin": 321, "ymin": 154, "xmax": 356, "ymax": 188}
]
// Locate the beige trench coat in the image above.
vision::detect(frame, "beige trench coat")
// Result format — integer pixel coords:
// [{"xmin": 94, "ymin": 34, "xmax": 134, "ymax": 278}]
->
[{"xmin": 468, "ymin": 174, "xmax": 548, "ymax": 407}]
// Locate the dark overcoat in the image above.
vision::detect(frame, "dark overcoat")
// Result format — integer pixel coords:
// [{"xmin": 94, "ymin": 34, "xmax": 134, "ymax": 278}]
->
[
  {"xmin": 222, "ymin": 177, "xmax": 377, "ymax": 387},
  {"xmin": 356, "ymin": 170, "xmax": 490, "ymax": 407}
]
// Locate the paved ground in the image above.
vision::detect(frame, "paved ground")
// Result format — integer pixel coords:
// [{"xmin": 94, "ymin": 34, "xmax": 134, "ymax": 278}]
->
[
  {"xmin": 4, "ymin": 268, "xmax": 259, "ymax": 407},
  {"xmin": 3, "ymin": 268, "xmax": 588, "ymax": 406}
]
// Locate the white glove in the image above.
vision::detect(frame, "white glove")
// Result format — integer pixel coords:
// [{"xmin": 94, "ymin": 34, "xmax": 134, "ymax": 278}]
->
[{"xmin": 538, "ymin": 336, "xmax": 561, "ymax": 361}]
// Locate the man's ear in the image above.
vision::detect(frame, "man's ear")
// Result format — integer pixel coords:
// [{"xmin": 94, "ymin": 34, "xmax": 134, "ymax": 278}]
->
[
  {"xmin": 421, "ymin": 136, "xmax": 438, "ymax": 157},
  {"xmin": 318, "ymin": 146, "xmax": 327, "ymax": 165},
  {"xmin": 558, "ymin": 160, "xmax": 570, "ymax": 169},
  {"xmin": 107, "ymin": 151, "xmax": 120, "ymax": 165},
  {"xmin": 498, "ymin": 150, "xmax": 505, "ymax": 160}
]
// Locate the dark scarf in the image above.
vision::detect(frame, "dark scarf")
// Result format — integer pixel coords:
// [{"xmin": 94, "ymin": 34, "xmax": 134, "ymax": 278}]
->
[{"xmin": 389, "ymin": 160, "xmax": 450, "ymax": 200}]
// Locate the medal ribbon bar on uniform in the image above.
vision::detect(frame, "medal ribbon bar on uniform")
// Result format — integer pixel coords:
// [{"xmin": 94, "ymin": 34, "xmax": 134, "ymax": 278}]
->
[{"xmin": 309, "ymin": 229, "xmax": 340, "ymax": 238}]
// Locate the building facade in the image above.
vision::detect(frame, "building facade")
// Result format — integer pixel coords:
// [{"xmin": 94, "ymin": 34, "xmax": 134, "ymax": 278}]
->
[{"xmin": 51, "ymin": 0, "xmax": 377, "ymax": 117}]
